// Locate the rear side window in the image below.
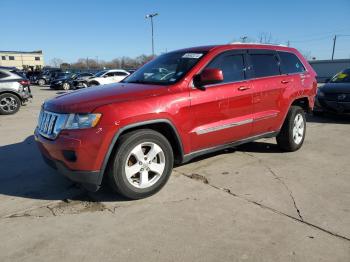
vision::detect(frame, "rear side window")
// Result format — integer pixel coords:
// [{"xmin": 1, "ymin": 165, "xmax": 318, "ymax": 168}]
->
[
  {"xmin": 278, "ymin": 51, "xmax": 305, "ymax": 74},
  {"xmin": 206, "ymin": 53, "xmax": 245, "ymax": 83},
  {"xmin": 115, "ymin": 72, "xmax": 128, "ymax": 76},
  {"xmin": 250, "ymin": 54, "xmax": 280, "ymax": 78}
]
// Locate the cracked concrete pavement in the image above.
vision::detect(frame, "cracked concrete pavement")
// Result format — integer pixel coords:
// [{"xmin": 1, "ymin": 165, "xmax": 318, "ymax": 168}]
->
[{"xmin": 0, "ymin": 86, "xmax": 349, "ymax": 261}]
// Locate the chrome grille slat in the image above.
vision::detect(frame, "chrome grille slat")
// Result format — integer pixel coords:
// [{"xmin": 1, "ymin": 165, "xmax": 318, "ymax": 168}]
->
[{"xmin": 37, "ymin": 110, "xmax": 66, "ymax": 139}]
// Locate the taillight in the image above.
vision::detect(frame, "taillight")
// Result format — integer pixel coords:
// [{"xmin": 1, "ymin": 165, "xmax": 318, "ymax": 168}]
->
[{"xmin": 19, "ymin": 80, "xmax": 30, "ymax": 86}]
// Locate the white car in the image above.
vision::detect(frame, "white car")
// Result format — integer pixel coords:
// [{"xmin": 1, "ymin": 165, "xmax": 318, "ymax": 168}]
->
[{"xmin": 87, "ymin": 69, "xmax": 130, "ymax": 86}]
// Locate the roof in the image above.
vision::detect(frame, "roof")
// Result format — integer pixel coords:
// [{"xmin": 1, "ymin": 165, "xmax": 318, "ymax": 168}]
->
[
  {"xmin": 0, "ymin": 50, "xmax": 43, "ymax": 54},
  {"xmin": 172, "ymin": 43, "xmax": 294, "ymax": 54}
]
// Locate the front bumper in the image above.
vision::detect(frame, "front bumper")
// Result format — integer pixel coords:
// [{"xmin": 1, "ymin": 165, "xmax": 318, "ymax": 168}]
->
[
  {"xmin": 34, "ymin": 128, "xmax": 107, "ymax": 191},
  {"xmin": 41, "ymin": 152, "xmax": 101, "ymax": 191},
  {"xmin": 315, "ymin": 97, "xmax": 350, "ymax": 113}
]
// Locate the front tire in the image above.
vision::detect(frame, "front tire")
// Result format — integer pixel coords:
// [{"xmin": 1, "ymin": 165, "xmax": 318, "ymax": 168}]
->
[
  {"xmin": 276, "ymin": 106, "xmax": 306, "ymax": 152},
  {"xmin": 108, "ymin": 129, "xmax": 174, "ymax": 199},
  {"xmin": 0, "ymin": 93, "xmax": 21, "ymax": 115}
]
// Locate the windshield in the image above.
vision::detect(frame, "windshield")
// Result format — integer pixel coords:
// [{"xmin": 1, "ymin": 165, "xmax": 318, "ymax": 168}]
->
[
  {"xmin": 123, "ymin": 51, "xmax": 206, "ymax": 85},
  {"xmin": 330, "ymin": 69, "xmax": 350, "ymax": 83},
  {"xmin": 94, "ymin": 70, "xmax": 107, "ymax": 77}
]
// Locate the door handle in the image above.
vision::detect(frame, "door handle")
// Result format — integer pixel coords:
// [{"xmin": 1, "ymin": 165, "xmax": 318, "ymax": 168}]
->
[
  {"xmin": 281, "ymin": 80, "xmax": 290, "ymax": 84},
  {"xmin": 238, "ymin": 86, "xmax": 250, "ymax": 91}
]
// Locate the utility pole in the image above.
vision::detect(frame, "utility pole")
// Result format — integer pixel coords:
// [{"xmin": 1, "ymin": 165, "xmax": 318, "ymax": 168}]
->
[
  {"xmin": 287, "ymin": 40, "xmax": 290, "ymax": 47},
  {"xmin": 145, "ymin": 13, "xmax": 159, "ymax": 57},
  {"xmin": 331, "ymin": 35, "xmax": 337, "ymax": 60}
]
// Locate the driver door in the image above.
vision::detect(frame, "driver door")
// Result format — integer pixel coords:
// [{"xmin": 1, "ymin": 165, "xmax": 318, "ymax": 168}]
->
[{"xmin": 189, "ymin": 50, "xmax": 254, "ymax": 151}]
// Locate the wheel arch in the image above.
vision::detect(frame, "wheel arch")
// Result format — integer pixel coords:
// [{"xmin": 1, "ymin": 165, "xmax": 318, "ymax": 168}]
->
[
  {"xmin": 98, "ymin": 119, "xmax": 185, "ymax": 184},
  {"xmin": 291, "ymin": 97, "xmax": 311, "ymax": 113},
  {"xmin": 0, "ymin": 91, "xmax": 22, "ymax": 102}
]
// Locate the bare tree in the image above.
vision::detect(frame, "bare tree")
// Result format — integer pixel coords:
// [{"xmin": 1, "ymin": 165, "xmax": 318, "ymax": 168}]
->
[
  {"xmin": 65, "ymin": 54, "xmax": 154, "ymax": 71},
  {"xmin": 50, "ymin": 58, "xmax": 64, "ymax": 68}
]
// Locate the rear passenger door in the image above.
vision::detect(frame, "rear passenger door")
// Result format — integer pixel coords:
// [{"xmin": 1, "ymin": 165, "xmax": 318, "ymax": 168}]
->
[
  {"xmin": 190, "ymin": 50, "xmax": 254, "ymax": 151},
  {"xmin": 278, "ymin": 51, "xmax": 308, "ymax": 90},
  {"xmin": 247, "ymin": 50, "xmax": 285, "ymax": 136}
]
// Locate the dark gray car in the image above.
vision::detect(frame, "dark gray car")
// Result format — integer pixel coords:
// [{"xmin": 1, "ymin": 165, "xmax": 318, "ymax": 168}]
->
[
  {"xmin": 315, "ymin": 68, "xmax": 350, "ymax": 114},
  {"xmin": 0, "ymin": 68, "xmax": 32, "ymax": 115}
]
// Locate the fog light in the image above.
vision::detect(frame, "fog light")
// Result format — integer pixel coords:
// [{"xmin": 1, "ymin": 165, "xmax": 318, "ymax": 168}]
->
[{"xmin": 62, "ymin": 150, "xmax": 77, "ymax": 162}]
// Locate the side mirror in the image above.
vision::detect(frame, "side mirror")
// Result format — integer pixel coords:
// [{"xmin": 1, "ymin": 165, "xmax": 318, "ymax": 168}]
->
[{"xmin": 194, "ymin": 68, "xmax": 223, "ymax": 90}]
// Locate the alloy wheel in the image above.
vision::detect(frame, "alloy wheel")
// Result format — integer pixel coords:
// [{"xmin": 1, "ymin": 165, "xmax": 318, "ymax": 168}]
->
[
  {"xmin": 0, "ymin": 96, "xmax": 18, "ymax": 113},
  {"xmin": 125, "ymin": 142, "xmax": 165, "ymax": 189},
  {"xmin": 292, "ymin": 113, "xmax": 305, "ymax": 144}
]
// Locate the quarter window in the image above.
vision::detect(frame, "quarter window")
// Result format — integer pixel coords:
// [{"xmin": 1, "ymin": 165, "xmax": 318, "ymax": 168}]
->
[
  {"xmin": 278, "ymin": 51, "xmax": 305, "ymax": 74},
  {"xmin": 205, "ymin": 53, "xmax": 245, "ymax": 83},
  {"xmin": 250, "ymin": 54, "xmax": 280, "ymax": 78}
]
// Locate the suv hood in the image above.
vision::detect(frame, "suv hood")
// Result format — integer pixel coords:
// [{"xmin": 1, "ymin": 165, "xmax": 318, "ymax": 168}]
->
[{"xmin": 44, "ymin": 82, "xmax": 169, "ymax": 113}]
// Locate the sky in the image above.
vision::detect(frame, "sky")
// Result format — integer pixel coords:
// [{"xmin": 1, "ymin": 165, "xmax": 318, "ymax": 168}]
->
[{"xmin": 2, "ymin": 0, "xmax": 350, "ymax": 65}]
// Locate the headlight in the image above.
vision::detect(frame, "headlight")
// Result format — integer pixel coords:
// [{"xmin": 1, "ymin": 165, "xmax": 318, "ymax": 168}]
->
[
  {"xmin": 64, "ymin": 113, "xmax": 102, "ymax": 129},
  {"xmin": 317, "ymin": 90, "xmax": 325, "ymax": 97}
]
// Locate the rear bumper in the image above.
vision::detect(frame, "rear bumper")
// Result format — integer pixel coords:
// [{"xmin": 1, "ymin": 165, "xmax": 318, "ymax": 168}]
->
[{"xmin": 19, "ymin": 87, "xmax": 33, "ymax": 102}]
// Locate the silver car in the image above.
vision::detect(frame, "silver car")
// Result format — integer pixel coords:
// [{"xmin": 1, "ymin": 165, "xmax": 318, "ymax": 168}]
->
[{"xmin": 0, "ymin": 68, "xmax": 33, "ymax": 115}]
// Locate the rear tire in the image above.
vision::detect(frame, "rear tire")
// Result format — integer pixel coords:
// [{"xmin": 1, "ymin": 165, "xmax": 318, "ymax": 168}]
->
[
  {"xmin": 62, "ymin": 82, "xmax": 70, "ymax": 90},
  {"xmin": 38, "ymin": 79, "xmax": 46, "ymax": 86},
  {"xmin": 88, "ymin": 81, "xmax": 99, "ymax": 87},
  {"xmin": 108, "ymin": 129, "xmax": 174, "ymax": 199},
  {"xmin": 276, "ymin": 106, "xmax": 306, "ymax": 152},
  {"xmin": 0, "ymin": 93, "xmax": 21, "ymax": 115}
]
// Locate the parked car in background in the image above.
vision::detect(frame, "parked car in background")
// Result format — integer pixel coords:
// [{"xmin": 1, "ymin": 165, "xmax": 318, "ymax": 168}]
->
[
  {"xmin": 87, "ymin": 69, "xmax": 129, "ymax": 86},
  {"xmin": 71, "ymin": 72, "xmax": 94, "ymax": 89},
  {"xmin": 314, "ymin": 68, "xmax": 350, "ymax": 114},
  {"xmin": 35, "ymin": 44, "xmax": 317, "ymax": 199},
  {"xmin": 127, "ymin": 69, "xmax": 136, "ymax": 74},
  {"xmin": 0, "ymin": 68, "xmax": 32, "ymax": 115},
  {"xmin": 36, "ymin": 68, "xmax": 62, "ymax": 86},
  {"xmin": 50, "ymin": 72, "xmax": 94, "ymax": 90}
]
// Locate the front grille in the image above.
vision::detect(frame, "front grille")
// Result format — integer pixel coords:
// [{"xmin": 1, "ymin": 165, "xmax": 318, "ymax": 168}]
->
[{"xmin": 38, "ymin": 110, "xmax": 66, "ymax": 139}]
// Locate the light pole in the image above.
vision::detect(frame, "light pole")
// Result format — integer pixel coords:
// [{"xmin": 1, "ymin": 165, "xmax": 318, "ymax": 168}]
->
[
  {"xmin": 331, "ymin": 35, "xmax": 337, "ymax": 60},
  {"xmin": 145, "ymin": 13, "xmax": 158, "ymax": 57}
]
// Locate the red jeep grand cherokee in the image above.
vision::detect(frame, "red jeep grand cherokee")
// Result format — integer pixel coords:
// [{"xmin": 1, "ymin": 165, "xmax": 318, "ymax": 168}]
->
[{"xmin": 35, "ymin": 44, "xmax": 317, "ymax": 199}]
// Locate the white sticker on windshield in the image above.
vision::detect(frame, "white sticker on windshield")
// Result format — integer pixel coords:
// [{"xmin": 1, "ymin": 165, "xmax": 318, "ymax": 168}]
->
[{"xmin": 182, "ymin": 53, "xmax": 203, "ymax": 59}]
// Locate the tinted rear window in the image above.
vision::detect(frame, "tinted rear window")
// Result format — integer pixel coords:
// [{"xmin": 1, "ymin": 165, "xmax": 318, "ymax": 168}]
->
[
  {"xmin": 278, "ymin": 51, "xmax": 305, "ymax": 74},
  {"xmin": 250, "ymin": 54, "xmax": 280, "ymax": 78},
  {"xmin": 206, "ymin": 53, "xmax": 245, "ymax": 83}
]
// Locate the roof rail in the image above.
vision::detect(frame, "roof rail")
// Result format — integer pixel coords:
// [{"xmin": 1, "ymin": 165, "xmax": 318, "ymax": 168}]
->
[{"xmin": 229, "ymin": 42, "xmax": 287, "ymax": 47}]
